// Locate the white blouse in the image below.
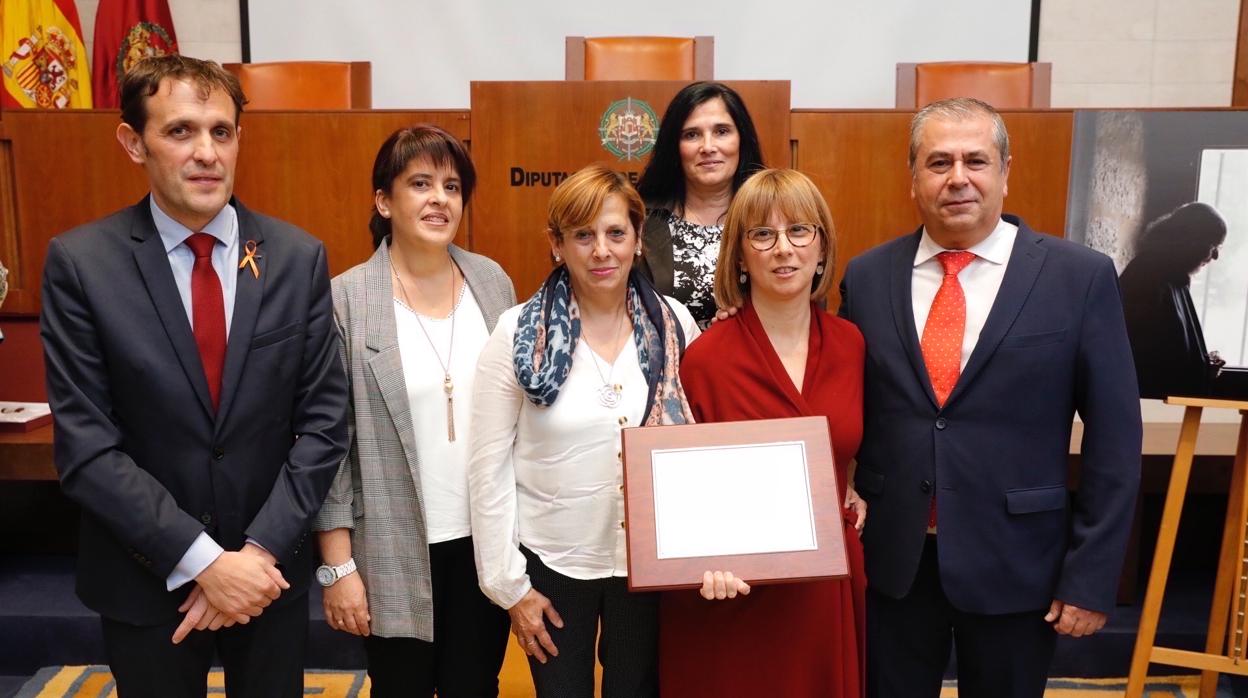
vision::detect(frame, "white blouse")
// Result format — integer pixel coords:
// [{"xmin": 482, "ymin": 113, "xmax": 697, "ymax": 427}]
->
[
  {"xmin": 468, "ymin": 297, "xmax": 699, "ymax": 609},
  {"xmin": 394, "ymin": 285, "xmax": 489, "ymax": 544}
]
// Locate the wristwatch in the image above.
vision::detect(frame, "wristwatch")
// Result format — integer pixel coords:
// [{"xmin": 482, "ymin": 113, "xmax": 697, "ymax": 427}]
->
[{"xmin": 315, "ymin": 558, "xmax": 357, "ymax": 587}]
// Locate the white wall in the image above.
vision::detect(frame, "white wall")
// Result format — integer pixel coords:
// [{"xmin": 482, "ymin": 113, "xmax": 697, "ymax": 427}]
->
[
  {"xmin": 245, "ymin": 0, "xmax": 1032, "ymax": 109},
  {"xmin": 74, "ymin": 0, "xmax": 1242, "ymax": 108}
]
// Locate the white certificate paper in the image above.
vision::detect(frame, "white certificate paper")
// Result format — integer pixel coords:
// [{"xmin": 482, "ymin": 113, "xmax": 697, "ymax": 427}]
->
[{"xmin": 651, "ymin": 441, "xmax": 818, "ymax": 560}]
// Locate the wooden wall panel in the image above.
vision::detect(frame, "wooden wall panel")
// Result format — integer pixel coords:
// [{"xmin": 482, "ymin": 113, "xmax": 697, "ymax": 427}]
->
[
  {"xmin": 0, "ymin": 109, "xmax": 469, "ymax": 320},
  {"xmin": 470, "ymin": 81, "xmax": 791, "ymax": 298},
  {"xmin": 0, "ymin": 112, "xmax": 149, "ymax": 316},
  {"xmin": 234, "ymin": 110, "xmax": 469, "ymax": 277},
  {"xmin": 792, "ymin": 109, "xmax": 1073, "ymax": 310}
]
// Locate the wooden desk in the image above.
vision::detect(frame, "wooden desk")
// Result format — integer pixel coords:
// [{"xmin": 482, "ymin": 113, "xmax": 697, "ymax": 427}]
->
[
  {"xmin": 1071, "ymin": 422, "xmax": 1241, "ymax": 457},
  {"xmin": 0, "ymin": 424, "xmax": 53, "ymax": 480}
]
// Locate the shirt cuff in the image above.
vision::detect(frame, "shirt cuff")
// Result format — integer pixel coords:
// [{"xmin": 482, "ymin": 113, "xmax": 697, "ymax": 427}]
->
[{"xmin": 166, "ymin": 532, "xmax": 224, "ymax": 591}]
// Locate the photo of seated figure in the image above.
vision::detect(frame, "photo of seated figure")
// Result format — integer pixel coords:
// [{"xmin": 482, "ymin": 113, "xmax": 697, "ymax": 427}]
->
[{"xmin": 1119, "ymin": 202, "xmax": 1227, "ymax": 399}]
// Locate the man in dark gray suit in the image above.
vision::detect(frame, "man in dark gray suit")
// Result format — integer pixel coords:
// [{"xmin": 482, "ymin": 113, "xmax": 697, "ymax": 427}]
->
[{"xmin": 40, "ymin": 55, "xmax": 349, "ymax": 697}]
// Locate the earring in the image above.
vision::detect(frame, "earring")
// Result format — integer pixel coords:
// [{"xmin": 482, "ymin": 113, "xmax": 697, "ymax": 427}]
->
[
  {"xmin": 816, "ymin": 263, "xmax": 825, "ymax": 275},
  {"xmin": 554, "ymin": 255, "xmax": 562, "ymax": 263},
  {"xmin": 739, "ymin": 271, "xmax": 748, "ymax": 284},
  {"xmin": 635, "ymin": 248, "xmax": 643, "ymax": 257}
]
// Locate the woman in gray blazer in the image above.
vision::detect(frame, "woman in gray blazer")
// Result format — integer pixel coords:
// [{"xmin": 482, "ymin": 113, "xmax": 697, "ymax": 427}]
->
[{"xmin": 314, "ymin": 126, "xmax": 516, "ymax": 698}]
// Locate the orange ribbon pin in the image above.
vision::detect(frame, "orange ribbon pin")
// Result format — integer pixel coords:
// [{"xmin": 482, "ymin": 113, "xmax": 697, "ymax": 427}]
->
[{"xmin": 239, "ymin": 240, "xmax": 262, "ymax": 279}]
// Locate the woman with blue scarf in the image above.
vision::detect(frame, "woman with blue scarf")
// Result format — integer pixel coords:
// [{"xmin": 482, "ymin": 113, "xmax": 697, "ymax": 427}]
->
[{"xmin": 468, "ymin": 164, "xmax": 699, "ymax": 697}]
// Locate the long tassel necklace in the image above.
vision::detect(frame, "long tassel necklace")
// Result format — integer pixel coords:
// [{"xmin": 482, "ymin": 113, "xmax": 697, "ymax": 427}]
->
[{"xmin": 391, "ymin": 254, "xmax": 460, "ymax": 441}]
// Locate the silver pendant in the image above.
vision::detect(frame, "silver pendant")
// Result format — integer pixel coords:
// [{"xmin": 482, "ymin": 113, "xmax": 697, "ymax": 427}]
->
[{"xmin": 597, "ymin": 383, "xmax": 621, "ymax": 409}]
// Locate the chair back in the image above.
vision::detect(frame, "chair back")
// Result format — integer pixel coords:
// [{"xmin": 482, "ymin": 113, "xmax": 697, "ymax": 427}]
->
[
  {"xmin": 566, "ymin": 36, "xmax": 713, "ymax": 80},
  {"xmin": 222, "ymin": 61, "xmax": 372, "ymax": 109},
  {"xmin": 896, "ymin": 61, "xmax": 1051, "ymax": 109}
]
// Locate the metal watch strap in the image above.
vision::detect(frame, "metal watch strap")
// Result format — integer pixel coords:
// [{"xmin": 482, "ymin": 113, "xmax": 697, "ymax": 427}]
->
[{"xmin": 331, "ymin": 558, "xmax": 356, "ymax": 581}]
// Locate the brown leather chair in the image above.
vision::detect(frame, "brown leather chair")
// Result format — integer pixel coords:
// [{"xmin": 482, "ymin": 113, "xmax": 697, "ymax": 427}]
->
[
  {"xmin": 222, "ymin": 61, "xmax": 372, "ymax": 109},
  {"xmin": 896, "ymin": 62, "xmax": 1051, "ymax": 109},
  {"xmin": 565, "ymin": 36, "xmax": 713, "ymax": 81}
]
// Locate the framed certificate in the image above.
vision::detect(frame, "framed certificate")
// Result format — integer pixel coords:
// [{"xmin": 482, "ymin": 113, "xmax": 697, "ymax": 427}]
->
[{"xmin": 621, "ymin": 415, "xmax": 849, "ymax": 591}]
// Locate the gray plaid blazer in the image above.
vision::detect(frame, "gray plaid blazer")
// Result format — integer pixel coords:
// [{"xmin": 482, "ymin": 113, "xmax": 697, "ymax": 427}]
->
[{"xmin": 314, "ymin": 241, "xmax": 516, "ymax": 639}]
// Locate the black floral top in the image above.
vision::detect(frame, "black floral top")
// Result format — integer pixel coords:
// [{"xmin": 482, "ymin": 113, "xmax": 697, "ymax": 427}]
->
[{"xmin": 668, "ymin": 213, "xmax": 722, "ymax": 329}]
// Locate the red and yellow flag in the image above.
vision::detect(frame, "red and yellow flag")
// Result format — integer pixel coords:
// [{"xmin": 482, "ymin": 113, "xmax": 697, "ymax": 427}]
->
[
  {"xmin": 1, "ymin": 0, "xmax": 93, "ymax": 108},
  {"xmin": 91, "ymin": 0, "xmax": 179, "ymax": 108}
]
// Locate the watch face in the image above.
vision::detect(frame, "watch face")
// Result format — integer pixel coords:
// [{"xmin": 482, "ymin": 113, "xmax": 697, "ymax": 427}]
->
[{"xmin": 316, "ymin": 566, "xmax": 335, "ymax": 586}]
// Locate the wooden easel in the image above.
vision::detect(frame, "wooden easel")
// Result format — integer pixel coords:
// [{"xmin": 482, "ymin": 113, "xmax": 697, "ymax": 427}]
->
[{"xmin": 1126, "ymin": 396, "xmax": 1248, "ymax": 698}]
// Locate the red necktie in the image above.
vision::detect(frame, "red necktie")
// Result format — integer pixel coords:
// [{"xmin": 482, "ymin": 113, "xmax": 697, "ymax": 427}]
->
[
  {"xmin": 921, "ymin": 250, "xmax": 976, "ymax": 406},
  {"xmin": 186, "ymin": 233, "xmax": 226, "ymax": 411},
  {"xmin": 920, "ymin": 250, "xmax": 975, "ymax": 529}
]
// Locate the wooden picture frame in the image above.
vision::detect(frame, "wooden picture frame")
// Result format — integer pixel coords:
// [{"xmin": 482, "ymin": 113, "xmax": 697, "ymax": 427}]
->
[{"xmin": 621, "ymin": 415, "xmax": 848, "ymax": 591}]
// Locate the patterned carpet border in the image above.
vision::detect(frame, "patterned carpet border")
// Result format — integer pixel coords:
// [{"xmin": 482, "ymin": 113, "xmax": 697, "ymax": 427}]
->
[
  {"xmin": 14, "ymin": 666, "xmax": 1231, "ymax": 697},
  {"xmin": 15, "ymin": 667, "xmax": 368, "ymax": 698}
]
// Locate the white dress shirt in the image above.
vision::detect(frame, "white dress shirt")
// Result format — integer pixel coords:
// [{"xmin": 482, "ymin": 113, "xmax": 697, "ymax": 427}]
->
[
  {"xmin": 153, "ymin": 199, "xmax": 242, "ymax": 591},
  {"xmin": 912, "ymin": 218, "xmax": 1018, "ymax": 371},
  {"xmin": 394, "ymin": 286, "xmax": 490, "ymax": 544},
  {"xmin": 468, "ymin": 298, "xmax": 699, "ymax": 609}
]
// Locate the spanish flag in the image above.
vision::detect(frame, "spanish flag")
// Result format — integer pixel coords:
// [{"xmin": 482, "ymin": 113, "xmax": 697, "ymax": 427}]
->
[
  {"xmin": 92, "ymin": 0, "xmax": 179, "ymax": 108},
  {"xmin": 1, "ymin": 0, "xmax": 93, "ymax": 108}
]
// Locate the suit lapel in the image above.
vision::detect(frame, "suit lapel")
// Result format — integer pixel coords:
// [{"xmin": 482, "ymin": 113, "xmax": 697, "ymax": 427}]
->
[
  {"xmin": 216, "ymin": 201, "xmax": 267, "ymax": 426},
  {"xmin": 889, "ymin": 229, "xmax": 939, "ymax": 408},
  {"xmin": 452, "ymin": 244, "xmax": 503, "ymax": 331},
  {"xmin": 642, "ymin": 211, "xmax": 675, "ymax": 295},
  {"xmin": 364, "ymin": 242, "xmax": 420, "ymax": 464},
  {"xmin": 130, "ymin": 198, "xmax": 215, "ymax": 417},
  {"xmin": 945, "ymin": 220, "xmax": 1047, "ymax": 407}
]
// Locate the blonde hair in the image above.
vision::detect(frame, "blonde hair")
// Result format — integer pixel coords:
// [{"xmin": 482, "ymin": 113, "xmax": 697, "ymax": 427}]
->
[
  {"xmin": 546, "ymin": 164, "xmax": 645, "ymax": 248},
  {"xmin": 713, "ymin": 169, "xmax": 837, "ymax": 309}
]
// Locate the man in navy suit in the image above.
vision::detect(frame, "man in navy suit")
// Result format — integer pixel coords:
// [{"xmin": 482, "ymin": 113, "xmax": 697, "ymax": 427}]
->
[
  {"xmin": 839, "ymin": 98, "xmax": 1141, "ymax": 698},
  {"xmin": 40, "ymin": 55, "xmax": 348, "ymax": 697}
]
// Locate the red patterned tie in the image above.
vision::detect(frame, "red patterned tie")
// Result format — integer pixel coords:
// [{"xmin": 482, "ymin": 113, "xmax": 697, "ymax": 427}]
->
[
  {"xmin": 921, "ymin": 251, "xmax": 976, "ymax": 406},
  {"xmin": 920, "ymin": 250, "xmax": 975, "ymax": 529},
  {"xmin": 186, "ymin": 233, "xmax": 226, "ymax": 411}
]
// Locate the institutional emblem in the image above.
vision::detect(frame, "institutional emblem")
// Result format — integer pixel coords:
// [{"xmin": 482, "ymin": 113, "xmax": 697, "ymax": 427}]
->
[
  {"xmin": 2, "ymin": 25, "xmax": 83, "ymax": 109},
  {"xmin": 117, "ymin": 22, "xmax": 177, "ymax": 76},
  {"xmin": 599, "ymin": 98, "xmax": 658, "ymax": 161}
]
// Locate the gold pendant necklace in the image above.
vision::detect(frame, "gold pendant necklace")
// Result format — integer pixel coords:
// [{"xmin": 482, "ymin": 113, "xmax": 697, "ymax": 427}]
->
[{"xmin": 391, "ymin": 253, "xmax": 460, "ymax": 441}]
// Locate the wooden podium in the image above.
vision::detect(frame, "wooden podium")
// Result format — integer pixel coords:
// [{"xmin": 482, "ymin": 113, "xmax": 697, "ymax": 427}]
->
[
  {"xmin": 468, "ymin": 80, "xmax": 791, "ymax": 298},
  {"xmin": 1126, "ymin": 396, "xmax": 1248, "ymax": 698}
]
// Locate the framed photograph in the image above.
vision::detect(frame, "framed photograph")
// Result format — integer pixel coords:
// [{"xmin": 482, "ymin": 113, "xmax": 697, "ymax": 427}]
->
[
  {"xmin": 621, "ymin": 415, "xmax": 849, "ymax": 591},
  {"xmin": 1065, "ymin": 110, "xmax": 1248, "ymax": 400}
]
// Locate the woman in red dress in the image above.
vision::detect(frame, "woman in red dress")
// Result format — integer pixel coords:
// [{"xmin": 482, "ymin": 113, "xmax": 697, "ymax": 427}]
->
[{"xmin": 661, "ymin": 168, "xmax": 867, "ymax": 697}]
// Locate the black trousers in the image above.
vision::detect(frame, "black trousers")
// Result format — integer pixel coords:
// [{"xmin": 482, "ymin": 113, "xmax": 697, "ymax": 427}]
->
[
  {"xmin": 362, "ymin": 536, "xmax": 510, "ymax": 698},
  {"xmin": 101, "ymin": 590, "xmax": 308, "ymax": 698},
  {"xmin": 522, "ymin": 546, "xmax": 658, "ymax": 698},
  {"xmin": 867, "ymin": 536, "xmax": 1056, "ymax": 698}
]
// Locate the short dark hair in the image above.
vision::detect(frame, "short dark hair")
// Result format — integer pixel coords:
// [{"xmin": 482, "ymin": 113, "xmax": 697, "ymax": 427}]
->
[
  {"xmin": 119, "ymin": 55, "xmax": 247, "ymax": 134},
  {"xmin": 636, "ymin": 81, "xmax": 765, "ymax": 213},
  {"xmin": 369, "ymin": 125, "xmax": 477, "ymax": 249}
]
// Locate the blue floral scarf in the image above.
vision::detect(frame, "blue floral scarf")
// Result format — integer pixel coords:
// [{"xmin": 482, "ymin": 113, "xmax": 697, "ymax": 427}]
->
[{"xmin": 512, "ymin": 267, "xmax": 694, "ymax": 425}]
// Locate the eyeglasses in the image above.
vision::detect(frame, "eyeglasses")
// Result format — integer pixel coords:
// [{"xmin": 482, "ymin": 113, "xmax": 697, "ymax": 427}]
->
[{"xmin": 745, "ymin": 223, "xmax": 821, "ymax": 251}]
